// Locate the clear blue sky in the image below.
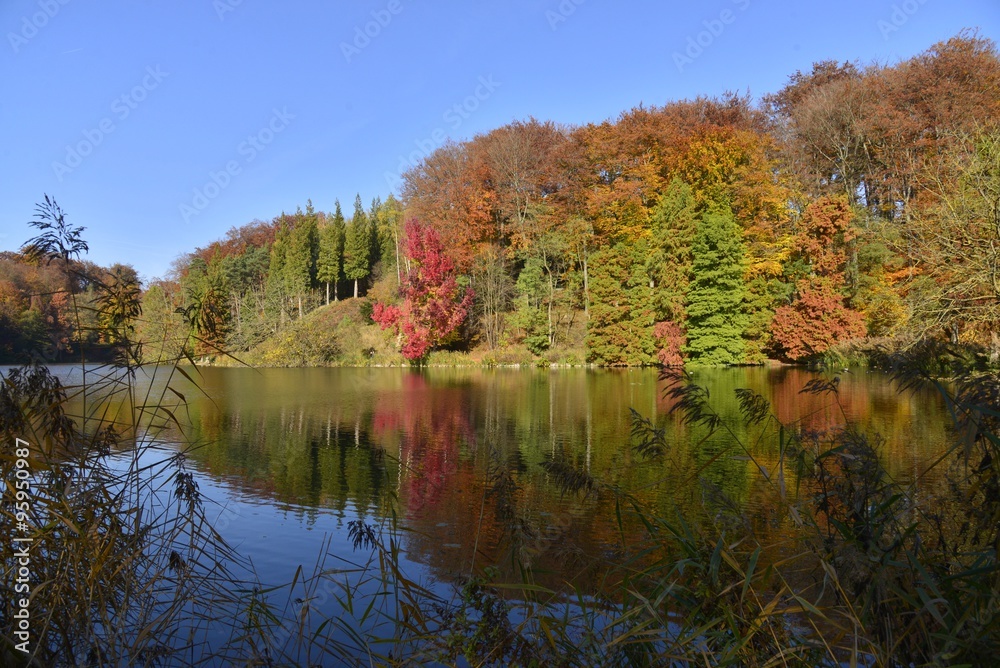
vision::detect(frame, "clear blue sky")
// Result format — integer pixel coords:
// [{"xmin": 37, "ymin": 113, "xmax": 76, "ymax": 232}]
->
[{"xmin": 1, "ymin": 0, "xmax": 997, "ymax": 281}]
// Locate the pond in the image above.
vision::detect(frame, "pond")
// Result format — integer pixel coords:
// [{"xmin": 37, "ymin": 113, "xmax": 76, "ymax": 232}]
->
[{"xmin": 49, "ymin": 364, "xmax": 957, "ymax": 660}]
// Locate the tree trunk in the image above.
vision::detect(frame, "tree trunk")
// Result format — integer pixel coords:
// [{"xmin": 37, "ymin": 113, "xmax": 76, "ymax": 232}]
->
[
  {"xmin": 547, "ymin": 272, "xmax": 555, "ymax": 347},
  {"xmin": 297, "ymin": 294, "xmax": 303, "ymax": 319},
  {"xmin": 393, "ymin": 225, "xmax": 401, "ymax": 286},
  {"xmin": 353, "ymin": 279, "xmax": 359, "ymax": 299},
  {"xmin": 325, "ymin": 282, "xmax": 330, "ymax": 305}
]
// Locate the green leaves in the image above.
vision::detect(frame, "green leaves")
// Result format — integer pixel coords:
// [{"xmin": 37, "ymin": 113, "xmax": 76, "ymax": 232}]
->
[
  {"xmin": 586, "ymin": 241, "xmax": 657, "ymax": 365},
  {"xmin": 22, "ymin": 195, "xmax": 89, "ymax": 265},
  {"xmin": 684, "ymin": 204, "xmax": 749, "ymax": 366}
]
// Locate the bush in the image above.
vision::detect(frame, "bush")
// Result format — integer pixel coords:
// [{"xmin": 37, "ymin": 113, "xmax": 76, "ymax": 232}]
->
[{"xmin": 249, "ymin": 316, "xmax": 339, "ymax": 367}]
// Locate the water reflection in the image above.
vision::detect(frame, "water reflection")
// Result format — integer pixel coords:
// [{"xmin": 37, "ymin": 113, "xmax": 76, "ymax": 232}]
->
[{"xmin": 155, "ymin": 366, "xmax": 951, "ymax": 591}]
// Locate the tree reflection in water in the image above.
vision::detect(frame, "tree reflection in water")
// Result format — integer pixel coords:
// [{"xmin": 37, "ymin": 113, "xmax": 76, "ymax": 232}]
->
[{"xmin": 170, "ymin": 366, "xmax": 950, "ymax": 595}]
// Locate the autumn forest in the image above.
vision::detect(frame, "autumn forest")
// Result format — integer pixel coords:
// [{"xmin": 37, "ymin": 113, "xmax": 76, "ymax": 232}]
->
[{"xmin": 4, "ymin": 32, "xmax": 1000, "ymax": 367}]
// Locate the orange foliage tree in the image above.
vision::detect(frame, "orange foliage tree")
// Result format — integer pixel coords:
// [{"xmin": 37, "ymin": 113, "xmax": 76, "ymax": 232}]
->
[{"xmin": 771, "ymin": 196, "xmax": 866, "ymax": 360}]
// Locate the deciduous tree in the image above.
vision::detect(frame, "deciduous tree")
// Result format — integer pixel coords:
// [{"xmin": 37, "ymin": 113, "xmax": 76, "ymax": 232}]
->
[{"xmin": 372, "ymin": 219, "xmax": 474, "ymax": 361}]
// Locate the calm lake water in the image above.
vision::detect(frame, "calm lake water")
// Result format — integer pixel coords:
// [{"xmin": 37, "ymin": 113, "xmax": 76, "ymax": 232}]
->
[
  {"xmin": 82, "ymin": 366, "xmax": 952, "ymax": 580},
  {"xmin": 49, "ymin": 364, "xmax": 956, "ymax": 657}
]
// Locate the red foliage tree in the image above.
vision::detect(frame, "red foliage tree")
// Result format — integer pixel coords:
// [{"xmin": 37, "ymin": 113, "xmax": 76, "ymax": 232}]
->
[
  {"xmin": 372, "ymin": 219, "xmax": 474, "ymax": 361},
  {"xmin": 654, "ymin": 321, "xmax": 686, "ymax": 366},
  {"xmin": 792, "ymin": 195, "xmax": 855, "ymax": 277},
  {"xmin": 771, "ymin": 280, "xmax": 866, "ymax": 360}
]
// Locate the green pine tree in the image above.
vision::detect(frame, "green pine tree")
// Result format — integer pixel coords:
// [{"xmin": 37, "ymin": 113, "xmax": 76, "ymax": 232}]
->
[
  {"xmin": 586, "ymin": 241, "xmax": 657, "ymax": 366},
  {"xmin": 647, "ymin": 177, "xmax": 697, "ymax": 324},
  {"xmin": 266, "ymin": 221, "xmax": 290, "ymax": 326},
  {"xmin": 317, "ymin": 206, "xmax": 345, "ymax": 305},
  {"xmin": 344, "ymin": 194, "xmax": 371, "ymax": 298},
  {"xmin": 368, "ymin": 196, "xmax": 383, "ymax": 273},
  {"xmin": 284, "ymin": 206, "xmax": 319, "ymax": 318},
  {"xmin": 330, "ymin": 200, "xmax": 347, "ymax": 301},
  {"xmin": 684, "ymin": 204, "xmax": 748, "ymax": 366}
]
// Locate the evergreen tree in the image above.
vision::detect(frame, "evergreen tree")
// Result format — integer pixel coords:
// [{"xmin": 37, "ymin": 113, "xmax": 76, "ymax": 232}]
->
[
  {"xmin": 684, "ymin": 205, "xmax": 748, "ymax": 366},
  {"xmin": 647, "ymin": 178, "xmax": 697, "ymax": 324},
  {"xmin": 329, "ymin": 200, "xmax": 347, "ymax": 301},
  {"xmin": 266, "ymin": 220, "xmax": 290, "ymax": 326},
  {"xmin": 344, "ymin": 194, "xmax": 371, "ymax": 298},
  {"xmin": 368, "ymin": 196, "xmax": 383, "ymax": 273},
  {"xmin": 284, "ymin": 206, "xmax": 318, "ymax": 318},
  {"xmin": 585, "ymin": 241, "xmax": 657, "ymax": 365},
  {"xmin": 317, "ymin": 208, "xmax": 344, "ymax": 306}
]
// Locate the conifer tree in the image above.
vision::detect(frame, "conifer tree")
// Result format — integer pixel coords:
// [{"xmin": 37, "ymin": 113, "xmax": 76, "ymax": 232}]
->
[
  {"xmin": 344, "ymin": 194, "xmax": 371, "ymax": 298},
  {"xmin": 586, "ymin": 241, "xmax": 657, "ymax": 365},
  {"xmin": 368, "ymin": 196, "xmax": 383, "ymax": 273},
  {"xmin": 284, "ymin": 206, "xmax": 318, "ymax": 318},
  {"xmin": 647, "ymin": 178, "xmax": 697, "ymax": 324},
  {"xmin": 684, "ymin": 204, "xmax": 748, "ymax": 366},
  {"xmin": 266, "ymin": 220, "xmax": 290, "ymax": 325},
  {"xmin": 331, "ymin": 200, "xmax": 347, "ymax": 301},
  {"xmin": 317, "ymin": 201, "xmax": 345, "ymax": 305}
]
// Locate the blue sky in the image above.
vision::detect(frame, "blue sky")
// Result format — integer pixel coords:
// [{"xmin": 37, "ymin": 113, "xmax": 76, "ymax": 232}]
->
[{"xmin": 1, "ymin": 0, "xmax": 997, "ymax": 281}]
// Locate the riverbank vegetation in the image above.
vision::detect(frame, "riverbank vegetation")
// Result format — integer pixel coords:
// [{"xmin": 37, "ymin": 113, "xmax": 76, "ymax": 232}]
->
[{"xmin": 3, "ymin": 33, "xmax": 999, "ymax": 369}]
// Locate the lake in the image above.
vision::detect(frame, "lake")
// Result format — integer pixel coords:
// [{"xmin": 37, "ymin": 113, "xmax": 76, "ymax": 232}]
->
[{"xmin": 49, "ymin": 364, "xmax": 956, "ymax": 660}]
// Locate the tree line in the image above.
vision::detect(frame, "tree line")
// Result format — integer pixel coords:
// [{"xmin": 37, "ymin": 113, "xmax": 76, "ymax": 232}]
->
[{"xmin": 3, "ymin": 32, "xmax": 998, "ymax": 366}]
